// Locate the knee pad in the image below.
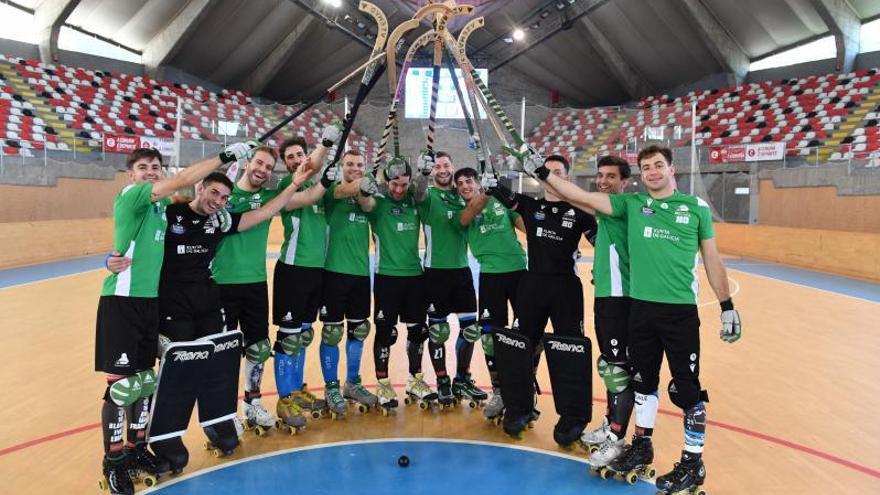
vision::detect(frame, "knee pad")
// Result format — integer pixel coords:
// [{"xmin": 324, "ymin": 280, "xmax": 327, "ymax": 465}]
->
[
  {"xmin": 136, "ymin": 369, "xmax": 157, "ymax": 398},
  {"xmin": 597, "ymin": 357, "xmax": 630, "ymax": 394},
  {"xmin": 480, "ymin": 332, "xmax": 494, "ymax": 357},
  {"xmin": 245, "ymin": 338, "xmax": 271, "ymax": 364},
  {"xmin": 278, "ymin": 328, "xmax": 302, "ymax": 356},
  {"xmin": 406, "ymin": 323, "xmax": 428, "ymax": 344},
  {"xmin": 105, "ymin": 374, "xmax": 143, "ymax": 407},
  {"xmin": 668, "ymin": 379, "xmax": 707, "ymax": 410},
  {"xmin": 428, "ymin": 320, "xmax": 450, "ymax": 344},
  {"xmin": 347, "ymin": 319, "xmax": 371, "ymax": 342},
  {"xmin": 460, "ymin": 321, "xmax": 480, "ymax": 344},
  {"xmin": 301, "ymin": 326, "xmax": 314, "ymax": 347},
  {"xmin": 376, "ymin": 325, "xmax": 399, "ymax": 347},
  {"xmin": 321, "ymin": 322, "xmax": 344, "ymax": 346}
]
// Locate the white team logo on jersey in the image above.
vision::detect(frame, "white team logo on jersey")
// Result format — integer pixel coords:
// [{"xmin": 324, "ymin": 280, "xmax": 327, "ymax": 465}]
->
[
  {"xmin": 427, "ymin": 304, "xmax": 436, "ymax": 314},
  {"xmin": 482, "ymin": 309, "xmax": 491, "ymax": 319},
  {"xmin": 114, "ymin": 353, "xmax": 130, "ymax": 367},
  {"xmin": 376, "ymin": 310, "xmax": 384, "ymax": 320}
]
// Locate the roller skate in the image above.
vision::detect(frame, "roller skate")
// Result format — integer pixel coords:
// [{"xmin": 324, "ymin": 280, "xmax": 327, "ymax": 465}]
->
[
  {"xmin": 453, "ymin": 373, "xmax": 488, "ymax": 408},
  {"xmin": 292, "ymin": 383, "xmax": 327, "ymax": 419},
  {"xmin": 325, "ymin": 380, "xmax": 347, "ymax": 419},
  {"xmin": 553, "ymin": 415, "xmax": 588, "ymax": 450},
  {"xmin": 243, "ymin": 398, "xmax": 276, "ymax": 437},
  {"xmin": 599, "ymin": 435, "xmax": 655, "ymax": 484},
  {"xmin": 404, "ymin": 372, "xmax": 438, "ymax": 410},
  {"xmin": 587, "ymin": 435, "xmax": 625, "ymax": 473},
  {"xmin": 203, "ymin": 419, "xmax": 240, "ymax": 457},
  {"xmin": 275, "ymin": 395, "xmax": 307, "ymax": 436},
  {"xmin": 436, "ymin": 375, "xmax": 456, "ymax": 409},
  {"xmin": 98, "ymin": 454, "xmax": 134, "ymax": 494},
  {"xmin": 126, "ymin": 442, "xmax": 170, "ymax": 487},
  {"xmin": 343, "ymin": 376, "xmax": 378, "ymax": 413},
  {"xmin": 483, "ymin": 387, "xmax": 504, "ymax": 425},
  {"xmin": 502, "ymin": 408, "xmax": 533, "ymax": 439},
  {"xmin": 375, "ymin": 377, "xmax": 399, "ymax": 416},
  {"xmin": 580, "ymin": 417, "xmax": 610, "ymax": 453},
  {"xmin": 150, "ymin": 437, "xmax": 188, "ymax": 474},
  {"xmin": 655, "ymin": 451, "xmax": 707, "ymax": 495}
]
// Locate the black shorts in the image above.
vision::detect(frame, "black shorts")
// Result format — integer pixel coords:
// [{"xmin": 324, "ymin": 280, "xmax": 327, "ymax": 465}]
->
[
  {"xmin": 594, "ymin": 296, "xmax": 631, "ymax": 364},
  {"xmin": 424, "ymin": 267, "xmax": 477, "ymax": 317},
  {"xmin": 628, "ymin": 299, "xmax": 701, "ymax": 397},
  {"xmin": 158, "ymin": 280, "xmax": 225, "ymax": 341},
  {"xmin": 514, "ymin": 272, "xmax": 584, "ymax": 344},
  {"xmin": 218, "ymin": 281, "xmax": 269, "ymax": 347},
  {"xmin": 478, "ymin": 270, "xmax": 525, "ymax": 329},
  {"xmin": 374, "ymin": 274, "xmax": 425, "ymax": 326},
  {"xmin": 273, "ymin": 262, "xmax": 323, "ymax": 327},
  {"xmin": 321, "ymin": 270, "xmax": 371, "ymax": 323},
  {"xmin": 95, "ymin": 295, "xmax": 159, "ymax": 374}
]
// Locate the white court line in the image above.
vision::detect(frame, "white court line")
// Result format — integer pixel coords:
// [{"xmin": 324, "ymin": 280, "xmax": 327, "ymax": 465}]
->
[
  {"xmin": 697, "ymin": 275, "xmax": 741, "ymax": 308},
  {"xmin": 141, "ymin": 436, "xmax": 655, "ymax": 493}
]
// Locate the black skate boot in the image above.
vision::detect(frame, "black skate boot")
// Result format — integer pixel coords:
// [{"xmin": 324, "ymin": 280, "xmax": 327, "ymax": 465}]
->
[
  {"xmin": 126, "ymin": 442, "xmax": 171, "ymax": 487},
  {"xmin": 99, "ymin": 454, "xmax": 134, "ymax": 495},
  {"xmin": 656, "ymin": 451, "xmax": 707, "ymax": 495},
  {"xmin": 601, "ymin": 435, "xmax": 656, "ymax": 484},
  {"xmin": 203, "ymin": 419, "xmax": 240, "ymax": 457},
  {"xmin": 502, "ymin": 408, "xmax": 533, "ymax": 439},
  {"xmin": 150, "ymin": 437, "xmax": 189, "ymax": 474},
  {"xmin": 553, "ymin": 415, "xmax": 588, "ymax": 449},
  {"xmin": 452, "ymin": 373, "xmax": 488, "ymax": 408},
  {"xmin": 437, "ymin": 375, "xmax": 456, "ymax": 409}
]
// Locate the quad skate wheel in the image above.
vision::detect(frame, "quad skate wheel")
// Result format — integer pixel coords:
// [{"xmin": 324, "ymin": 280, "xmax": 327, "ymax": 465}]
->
[
  {"xmin": 255, "ymin": 426, "xmax": 268, "ymax": 437},
  {"xmin": 381, "ymin": 408, "xmax": 389, "ymax": 417},
  {"xmin": 275, "ymin": 419, "xmax": 283, "ymax": 429},
  {"xmin": 404, "ymin": 396, "xmax": 413, "ymax": 406},
  {"xmin": 288, "ymin": 427, "xmax": 298, "ymax": 437},
  {"xmin": 203, "ymin": 441, "xmax": 213, "ymax": 451},
  {"xmin": 625, "ymin": 471, "xmax": 638, "ymax": 485},
  {"xmin": 694, "ymin": 488, "xmax": 706, "ymax": 495},
  {"xmin": 646, "ymin": 467, "xmax": 656, "ymax": 479},
  {"xmin": 357, "ymin": 404, "xmax": 368, "ymax": 414},
  {"xmin": 588, "ymin": 445, "xmax": 599, "ymax": 454},
  {"xmin": 211, "ymin": 448, "xmax": 223, "ymax": 458},
  {"xmin": 311, "ymin": 410, "xmax": 323, "ymax": 419},
  {"xmin": 98, "ymin": 477, "xmax": 108, "ymax": 491},
  {"xmin": 143, "ymin": 475, "xmax": 157, "ymax": 487},
  {"xmin": 468, "ymin": 401, "xmax": 478, "ymax": 409},
  {"xmin": 418, "ymin": 401, "xmax": 429, "ymax": 410},
  {"xmin": 527, "ymin": 421, "xmax": 536, "ymax": 429},
  {"xmin": 599, "ymin": 468, "xmax": 611, "ymax": 480},
  {"xmin": 493, "ymin": 416, "xmax": 502, "ymax": 426}
]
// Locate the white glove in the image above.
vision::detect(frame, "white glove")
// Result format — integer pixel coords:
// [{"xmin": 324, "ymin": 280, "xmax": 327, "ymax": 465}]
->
[
  {"xmin": 210, "ymin": 208, "xmax": 233, "ymax": 233},
  {"xmin": 360, "ymin": 174, "xmax": 380, "ymax": 197},
  {"xmin": 720, "ymin": 309, "xmax": 742, "ymax": 343},
  {"xmin": 417, "ymin": 150, "xmax": 435, "ymax": 176},
  {"xmin": 320, "ymin": 162, "xmax": 339, "ymax": 188},
  {"xmin": 321, "ymin": 120, "xmax": 343, "ymax": 147},
  {"xmin": 480, "ymin": 173, "xmax": 498, "ymax": 190},
  {"xmin": 219, "ymin": 139, "xmax": 259, "ymax": 164},
  {"xmin": 520, "ymin": 144, "xmax": 545, "ymax": 178}
]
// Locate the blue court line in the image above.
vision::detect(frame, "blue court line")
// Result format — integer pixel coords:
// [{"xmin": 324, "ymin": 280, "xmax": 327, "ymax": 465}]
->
[
  {"xmin": 145, "ymin": 439, "xmax": 655, "ymax": 495},
  {"xmin": 2, "ymin": 253, "xmax": 877, "ymax": 303}
]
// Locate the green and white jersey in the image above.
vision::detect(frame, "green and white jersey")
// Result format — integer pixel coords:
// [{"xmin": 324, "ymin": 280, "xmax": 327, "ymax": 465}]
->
[
  {"xmin": 278, "ymin": 175, "xmax": 326, "ymax": 268},
  {"xmin": 592, "ymin": 212, "xmax": 630, "ymax": 298},
  {"xmin": 609, "ymin": 190, "xmax": 714, "ymax": 305},
  {"xmin": 101, "ymin": 183, "xmax": 169, "ymax": 298},
  {"xmin": 212, "ymin": 184, "xmax": 281, "ymax": 284},
  {"xmin": 419, "ymin": 187, "xmax": 467, "ymax": 269},
  {"xmin": 369, "ymin": 192, "xmax": 422, "ymax": 277},
  {"xmin": 324, "ymin": 183, "xmax": 371, "ymax": 276},
  {"xmin": 466, "ymin": 196, "xmax": 526, "ymax": 274}
]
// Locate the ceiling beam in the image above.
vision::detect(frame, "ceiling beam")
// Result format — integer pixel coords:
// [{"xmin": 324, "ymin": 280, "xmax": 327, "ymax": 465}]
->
[
  {"xmin": 809, "ymin": 0, "xmax": 861, "ymax": 73},
  {"xmin": 578, "ymin": 15, "xmax": 653, "ymax": 100},
  {"xmin": 675, "ymin": 0, "xmax": 749, "ymax": 85},
  {"xmin": 34, "ymin": 0, "xmax": 81, "ymax": 64},
  {"xmin": 239, "ymin": 16, "xmax": 317, "ymax": 95},
  {"xmin": 142, "ymin": 0, "xmax": 215, "ymax": 77}
]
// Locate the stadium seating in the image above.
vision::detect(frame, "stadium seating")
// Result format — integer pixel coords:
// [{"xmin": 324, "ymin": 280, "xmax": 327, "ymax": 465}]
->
[{"xmin": 0, "ymin": 54, "xmax": 377, "ymax": 160}]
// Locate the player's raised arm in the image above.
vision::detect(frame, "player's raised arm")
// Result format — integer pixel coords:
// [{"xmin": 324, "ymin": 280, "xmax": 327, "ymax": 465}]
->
[
  {"xmin": 152, "ymin": 140, "xmax": 258, "ymax": 201},
  {"xmin": 239, "ymin": 164, "xmax": 314, "ymax": 232}
]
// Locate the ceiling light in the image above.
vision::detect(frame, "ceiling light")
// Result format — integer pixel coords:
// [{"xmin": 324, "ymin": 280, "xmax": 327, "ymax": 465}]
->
[{"xmin": 512, "ymin": 28, "xmax": 525, "ymax": 41}]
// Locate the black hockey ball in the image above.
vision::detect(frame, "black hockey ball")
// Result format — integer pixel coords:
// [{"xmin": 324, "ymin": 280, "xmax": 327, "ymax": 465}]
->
[{"xmin": 398, "ymin": 455, "xmax": 410, "ymax": 467}]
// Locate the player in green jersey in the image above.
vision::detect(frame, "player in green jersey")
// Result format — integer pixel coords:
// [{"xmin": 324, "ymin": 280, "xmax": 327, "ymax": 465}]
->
[
  {"xmin": 568, "ymin": 156, "xmax": 636, "ymax": 469},
  {"xmin": 417, "ymin": 152, "xmax": 484, "ymax": 408},
  {"xmin": 355, "ymin": 157, "xmax": 434, "ymax": 411},
  {"xmin": 95, "ymin": 142, "xmax": 256, "ymax": 494},
  {"xmin": 210, "ymin": 124, "xmax": 340, "ymax": 431},
  {"xmin": 318, "ymin": 149, "xmax": 380, "ymax": 417},
  {"xmin": 455, "ymin": 167, "xmax": 527, "ymax": 418},
  {"xmin": 527, "ymin": 145, "xmax": 742, "ymax": 494}
]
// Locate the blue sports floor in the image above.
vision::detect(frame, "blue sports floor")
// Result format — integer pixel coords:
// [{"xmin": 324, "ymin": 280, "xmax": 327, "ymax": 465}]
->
[{"xmin": 142, "ymin": 439, "xmax": 656, "ymax": 495}]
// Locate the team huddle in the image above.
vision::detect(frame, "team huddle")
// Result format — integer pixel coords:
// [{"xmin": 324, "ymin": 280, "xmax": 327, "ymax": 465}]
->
[{"xmin": 94, "ymin": 122, "xmax": 742, "ymax": 495}]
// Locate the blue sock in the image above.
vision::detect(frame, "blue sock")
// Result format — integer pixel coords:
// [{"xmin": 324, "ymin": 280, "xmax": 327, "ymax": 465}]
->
[
  {"xmin": 345, "ymin": 337, "xmax": 364, "ymax": 382},
  {"xmin": 455, "ymin": 316, "xmax": 478, "ymax": 379},
  {"xmin": 274, "ymin": 353, "xmax": 295, "ymax": 398},
  {"xmin": 292, "ymin": 348, "xmax": 306, "ymax": 391},
  {"xmin": 319, "ymin": 343, "xmax": 339, "ymax": 384}
]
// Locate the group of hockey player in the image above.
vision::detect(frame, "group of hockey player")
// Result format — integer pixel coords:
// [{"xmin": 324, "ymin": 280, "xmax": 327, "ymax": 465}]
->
[{"xmin": 93, "ymin": 3, "xmax": 742, "ymax": 495}]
